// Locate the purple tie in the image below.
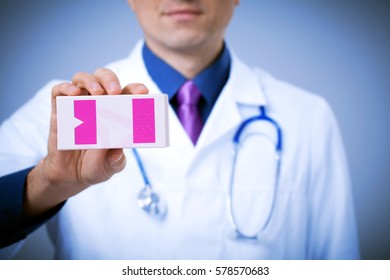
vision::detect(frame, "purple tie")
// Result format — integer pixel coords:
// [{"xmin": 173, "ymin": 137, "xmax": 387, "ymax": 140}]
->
[{"xmin": 176, "ymin": 80, "xmax": 203, "ymax": 145}]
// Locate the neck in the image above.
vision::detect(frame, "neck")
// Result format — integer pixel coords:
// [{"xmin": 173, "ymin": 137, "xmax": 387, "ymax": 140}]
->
[{"xmin": 144, "ymin": 38, "xmax": 224, "ymax": 79}]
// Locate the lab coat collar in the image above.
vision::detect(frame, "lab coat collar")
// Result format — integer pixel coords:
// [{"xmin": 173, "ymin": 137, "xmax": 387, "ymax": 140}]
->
[
  {"xmin": 116, "ymin": 41, "xmax": 267, "ymax": 106},
  {"xmin": 230, "ymin": 50, "xmax": 267, "ymax": 107}
]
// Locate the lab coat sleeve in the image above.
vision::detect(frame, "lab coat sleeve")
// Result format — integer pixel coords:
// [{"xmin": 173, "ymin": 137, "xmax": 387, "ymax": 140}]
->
[
  {"xmin": 0, "ymin": 81, "xmax": 62, "ymax": 176},
  {"xmin": 0, "ymin": 80, "xmax": 64, "ymax": 257},
  {"xmin": 307, "ymin": 98, "xmax": 360, "ymax": 259}
]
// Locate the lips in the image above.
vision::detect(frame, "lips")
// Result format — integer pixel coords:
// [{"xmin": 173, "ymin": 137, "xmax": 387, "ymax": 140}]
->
[
  {"xmin": 163, "ymin": 7, "xmax": 203, "ymax": 21},
  {"xmin": 165, "ymin": 9, "xmax": 202, "ymax": 15}
]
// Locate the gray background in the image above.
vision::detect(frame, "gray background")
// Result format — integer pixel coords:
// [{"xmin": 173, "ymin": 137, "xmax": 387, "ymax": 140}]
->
[{"xmin": 0, "ymin": 0, "xmax": 389, "ymax": 259}]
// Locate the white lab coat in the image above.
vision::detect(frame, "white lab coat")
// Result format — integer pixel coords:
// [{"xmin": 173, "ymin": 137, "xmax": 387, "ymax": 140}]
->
[{"xmin": 0, "ymin": 41, "xmax": 359, "ymax": 259}]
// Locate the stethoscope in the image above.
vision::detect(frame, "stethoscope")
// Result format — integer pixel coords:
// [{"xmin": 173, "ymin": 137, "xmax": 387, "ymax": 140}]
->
[{"xmin": 132, "ymin": 105, "xmax": 282, "ymax": 241}]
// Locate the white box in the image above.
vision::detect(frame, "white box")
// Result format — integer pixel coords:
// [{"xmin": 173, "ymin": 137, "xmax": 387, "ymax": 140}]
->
[{"xmin": 56, "ymin": 94, "xmax": 169, "ymax": 150}]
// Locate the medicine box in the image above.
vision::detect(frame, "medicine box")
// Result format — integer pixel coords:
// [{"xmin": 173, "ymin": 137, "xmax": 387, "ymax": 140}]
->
[{"xmin": 56, "ymin": 94, "xmax": 169, "ymax": 150}]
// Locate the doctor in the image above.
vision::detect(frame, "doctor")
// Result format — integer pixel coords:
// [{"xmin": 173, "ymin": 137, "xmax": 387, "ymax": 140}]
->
[{"xmin": 0, "ymin": 0, "xmax": 359, "ymax": 259}]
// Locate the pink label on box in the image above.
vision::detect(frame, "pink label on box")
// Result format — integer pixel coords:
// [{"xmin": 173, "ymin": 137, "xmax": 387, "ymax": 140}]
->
[
  {"xmin": 74, "ymin": 100, "xmax": 97, "ymax": 145},
  {"xmin": 132, "ymin": 98, "xmax": 155, "ymax": 143}
]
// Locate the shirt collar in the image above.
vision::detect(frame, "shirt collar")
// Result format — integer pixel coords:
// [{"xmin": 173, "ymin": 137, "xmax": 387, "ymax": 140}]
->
[{"xmin": 142, "ymin": 43, "xmax": 231, "ymax": 105}]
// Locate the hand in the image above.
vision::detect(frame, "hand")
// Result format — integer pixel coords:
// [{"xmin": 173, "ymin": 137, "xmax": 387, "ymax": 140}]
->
[{"xmin": 24, "ymin": 68, "xmax": 149, "ymax": 218}]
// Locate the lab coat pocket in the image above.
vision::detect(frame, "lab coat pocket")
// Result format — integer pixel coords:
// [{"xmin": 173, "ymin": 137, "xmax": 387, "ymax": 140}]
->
[
  {"xmin": 223, "ymin": 188, "xmax": 279, "ymax": 259},
  {"xmin": 223, "ymin": 174, "xmax": 309, "ymax": 259}
]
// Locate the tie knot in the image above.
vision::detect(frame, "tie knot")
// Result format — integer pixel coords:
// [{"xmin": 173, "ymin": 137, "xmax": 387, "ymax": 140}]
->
[{"xmin": 176, "ymin": 80, "xmax": 202, "ymax": 106}]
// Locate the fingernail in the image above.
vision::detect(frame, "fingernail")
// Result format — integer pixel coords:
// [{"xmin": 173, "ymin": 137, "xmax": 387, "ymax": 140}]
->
[
  {"xmin": 134, "ymin": 84, "xmax": 148, "ymax": 93},
  {"xmin": 109, "ymin": 82, "xmax": 121, "ymax": 93},
  {"xmin": 110, "ymin": 152, "xmax": 125, "ymax": 168}
]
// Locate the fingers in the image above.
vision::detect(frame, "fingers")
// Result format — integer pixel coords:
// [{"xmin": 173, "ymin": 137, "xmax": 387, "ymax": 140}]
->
[
  {"xmin": 52, "ymin": 68, "xmax": 121, "ymax": 98},
  {"xmin": 52, "ymin": 82, "xmax": 81, "ymax": 98},
  {"xmin": 72, "ymin": 72, "xmax": 105, "ymax": 95},
  {"xmin": 53, "ymin": 68, "xmax": 149, "ymax": 99},
  {"xmin": 72, "ymin": 68, "xmax": 121, "ymax": 95}
]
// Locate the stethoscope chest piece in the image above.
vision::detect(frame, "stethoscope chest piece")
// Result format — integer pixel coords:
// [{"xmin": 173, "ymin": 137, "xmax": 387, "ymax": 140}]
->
[
  {"xmin": 132, "ymin": 149, "xmax": 167, "ymax": 220},
  {"xmin": 137, "ymin": 184, "xmax": 167, "ymax": 220}
]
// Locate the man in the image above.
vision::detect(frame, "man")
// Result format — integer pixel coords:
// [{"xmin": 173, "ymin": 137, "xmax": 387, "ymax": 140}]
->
[{"xmin": 0, "ymin": 0, "xmax": 359, "ymax": 259}]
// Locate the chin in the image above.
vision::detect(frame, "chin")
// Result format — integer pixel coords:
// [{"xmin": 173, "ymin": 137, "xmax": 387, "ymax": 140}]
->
[{"xmin": 164, "ymin": 32, "xmax": 210, "ymax": 52}]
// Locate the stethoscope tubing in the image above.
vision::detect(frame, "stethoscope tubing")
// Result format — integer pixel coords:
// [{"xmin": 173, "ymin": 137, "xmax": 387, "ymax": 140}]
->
[
  {"xmin": 228, "ymin": 106, "xmax": 282, "ymax": 240},
  {"xmin": 133, "ymin": 105, "xmax": 282, "ymax": 241}
]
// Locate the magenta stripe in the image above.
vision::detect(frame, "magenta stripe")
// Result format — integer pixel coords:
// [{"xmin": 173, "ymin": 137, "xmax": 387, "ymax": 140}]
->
[
  {"xmin": 132, "ymin": 98, "xmax": 156, "ymax": 143},
  {"xmin": 74, "ymin": 100, "xmax": 97, "ymax": 145}
]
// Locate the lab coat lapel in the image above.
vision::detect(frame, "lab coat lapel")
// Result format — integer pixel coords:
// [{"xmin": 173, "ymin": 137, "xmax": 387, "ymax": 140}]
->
[{"xmin": 195, "ymin": 52, "xmax": 267, "ymax": 152}]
